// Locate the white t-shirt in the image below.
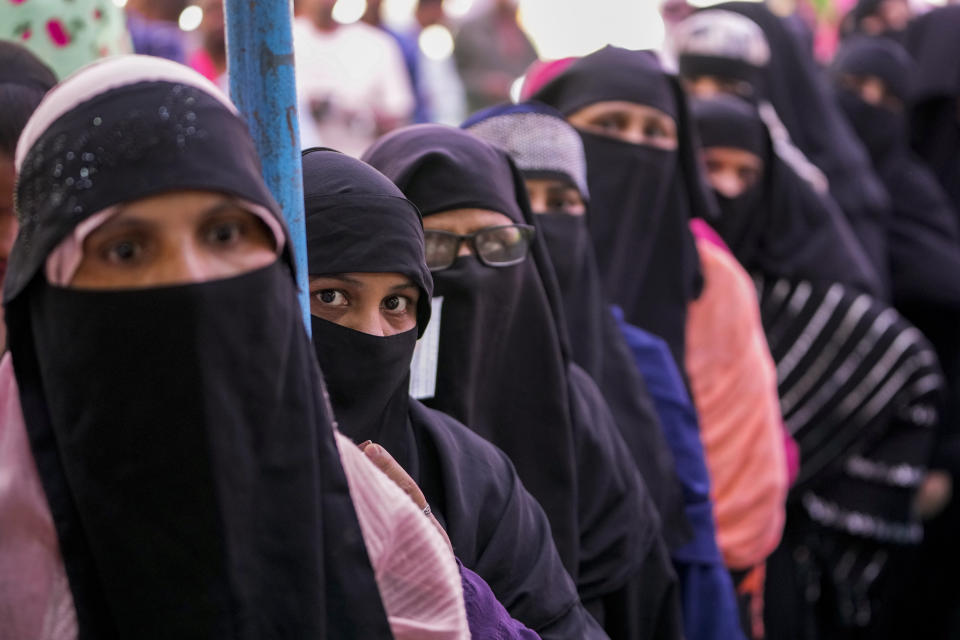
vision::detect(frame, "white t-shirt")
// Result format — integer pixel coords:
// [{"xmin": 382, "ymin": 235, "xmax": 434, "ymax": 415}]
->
[{"xmin": 294, "ymin": 18, "xmax": 415, "ymax": 157}]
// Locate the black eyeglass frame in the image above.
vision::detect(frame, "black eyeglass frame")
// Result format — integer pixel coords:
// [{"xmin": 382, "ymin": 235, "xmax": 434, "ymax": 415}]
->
[{"xmin": 423, "ymin": 223, "xmax": 536, "ymax": 272}]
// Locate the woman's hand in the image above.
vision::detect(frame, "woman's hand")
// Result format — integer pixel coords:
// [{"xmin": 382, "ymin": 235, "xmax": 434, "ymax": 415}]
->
[
  {"xmin": 359, "ymin": 441, "xmax": 453, "ymax": 551},
  {"xmin": 913, "ymin": 470, "xmax": 953, "ymax": 520}
]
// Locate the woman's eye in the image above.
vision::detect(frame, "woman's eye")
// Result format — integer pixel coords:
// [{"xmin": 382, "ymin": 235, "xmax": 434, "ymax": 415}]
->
[
  {"xmin": 644, "ymin": 124, "xmax": 666, "ymax": 139},
  {"xmin": 205, "ymin": 220, "xmax": 243, "ymax": 246},
  {"xmin": 382, "ymin": 295, "xmax": 410, "ymax": 313},
  {"xmin": 594, "ymin": 115, "xmax": 625, "ymax": 132},
  {"xmin": 478, "ymin": 237, "xmax": 508, "ymax": 254},
  {"xmin": 315, "ymin": 289, "xmax": 347, "ymax": 306},
  {"xmin": 104, "ymin": 239, "xmax": 144, "ymax": 264}
]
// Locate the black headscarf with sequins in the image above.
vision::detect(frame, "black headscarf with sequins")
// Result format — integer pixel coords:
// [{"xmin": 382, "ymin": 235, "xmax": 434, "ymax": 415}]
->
[{"xmin": 5, "ymin": 56, "xmax": 392, "ymax": 639}]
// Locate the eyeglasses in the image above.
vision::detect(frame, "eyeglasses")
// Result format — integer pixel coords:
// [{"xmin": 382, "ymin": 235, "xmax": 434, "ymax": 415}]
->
[{"xmin": 423, "ymin": 224, "xmax": 536, "ymax": 272}]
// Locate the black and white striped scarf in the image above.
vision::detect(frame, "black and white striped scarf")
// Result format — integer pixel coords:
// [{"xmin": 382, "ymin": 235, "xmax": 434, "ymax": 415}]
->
[{"xmin": 756, "ymin": 274, "xmax": 943, "ymax": 544}]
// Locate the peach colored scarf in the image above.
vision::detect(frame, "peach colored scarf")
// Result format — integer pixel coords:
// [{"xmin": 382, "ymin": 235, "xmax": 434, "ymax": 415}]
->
[{"xmin": 685, "ymin": 235, "xmax": 788, "ymax": 570}]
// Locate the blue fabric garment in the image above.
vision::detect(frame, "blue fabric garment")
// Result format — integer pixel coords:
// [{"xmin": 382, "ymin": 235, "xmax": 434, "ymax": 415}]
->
[
  {"xmin": 383, "ymin": 26, "xmax": 430, "ymax": 123},
  {"xmin": 612, "ymin": 306, "xmax": 745, "ymax": 640}
]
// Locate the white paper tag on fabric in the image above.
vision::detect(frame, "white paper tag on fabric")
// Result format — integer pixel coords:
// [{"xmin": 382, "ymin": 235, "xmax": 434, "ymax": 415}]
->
[{"xmin": 409, "ymin": 297, "xmax": 443, "ymax": 400}]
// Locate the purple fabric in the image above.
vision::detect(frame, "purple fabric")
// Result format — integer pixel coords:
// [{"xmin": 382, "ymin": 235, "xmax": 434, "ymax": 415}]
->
[
  {"xmin": 458, "ymin": 561, "xmax": 542, "ymax": 640},
  {"xmin": 126, "ymin": 12, "xmax": 186, "ymax": 64}
]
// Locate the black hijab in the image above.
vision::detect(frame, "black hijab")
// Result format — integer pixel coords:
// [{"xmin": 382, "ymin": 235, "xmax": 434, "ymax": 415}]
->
[
  {"xmin": 302, "ymin": 147, "xmax": 603, "ymax": 638},
  {"xmin": 6, "ymin": 56, "xmax": 391, "ymax": 639},
  {"xmin": 905, "ymin": 5, "xmax": 960, "ymax": 214},
  {"xmin": 0, "ymin": 42, "xmax": 56, "ymax": 156},
  {"xmin": 709, "ymin": 3, "xmax": 892, "ymax": 260},
  {"xmin": 694, "ymin": 98, "xmax": 943, "ymax": 554},
  {"xmin": 832, "ymin": 36, "xmax": 960, "ymax": 311},
  {"xmin": 531, "ymin": 46, "xmax": 708, "ymax": 370},
  {"xmin": 303, "ymin": 147, "xmax": 430, "ymax": 469},
  {"xmin": 464, "ymin": 102, "xmax": 692, "ymax": 551},
  {"xmin": 364, "ymin": 125, "xmax": 665, "ymax": 627},
  {"xmin": 832, "ymin": 35, "xmax": 960, "ymax": 471},
  {"xmin": 691, "ymin": 94, "xmax": 883, "ymax": 294},
  {"xmin": 0, "ymin": 41, "xmax": 57, "ymax": 93}
]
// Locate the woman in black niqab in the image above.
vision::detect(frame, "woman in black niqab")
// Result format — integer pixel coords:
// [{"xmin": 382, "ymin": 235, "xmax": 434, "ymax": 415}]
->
[
  {"xmin": 691, "ymin": 94, "xmax": 881, "ymax": 293},
  {"xmin": 705, "ymin": 2, "xmax": 892, "ymax": 290},
  {"xmin": 831, "ymin": 36, "xmax": 960, "ymax": 428},
  {"xmin": 833, "ymin": 33, "xmax": 960, "ymax": 636},
  {"xmin": 694, "ymin": 93, "xmax": 945, "ymax": 640},
  {"xmin": 302, "ymin": 147, "xmax": 602, "ymax": 640},
  {"xmin": 530, "ymin": 46, "xmax": 706, "ymax": 370},
  {"xmin": 905, "ymin": 5, "xmax": 960, "ymax": 215},
  {"xmin": 462, "ymin": 101, "xmax": 692, "ymax": 555},
  {"xmin": 670, "ymin": 6, "xmax": 888, "ymax": 297},
  {"xmin": 2, "ymin": 56, "xmax": 392, "ymax": 639},
  {"xmin": 364, "ymin": 124, "xmax": 684, "ymax": 639}
]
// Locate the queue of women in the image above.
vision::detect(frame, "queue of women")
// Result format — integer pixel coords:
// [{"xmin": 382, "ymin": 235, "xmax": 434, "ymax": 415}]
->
[{"xmin": 1, "ymin": 3, "xmax": 959, "ymax": 639}]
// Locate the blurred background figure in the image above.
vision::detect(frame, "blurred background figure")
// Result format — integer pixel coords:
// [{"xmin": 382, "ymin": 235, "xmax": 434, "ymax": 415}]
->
[
  {"xmin": 187, "ymin": 0, "xmax": 227, "ymax": 88},
  {"xmin": 125, "ymin": 0, "xmax": 187, "ymax": 63},
  {"xmin": 410, "ymin": 0, "xmax": 468, "ymax": 124},
  {"xmin": 361, "ymin": 0, "xmax": 427, "ymax": 122},
  {"xmin": 293, "ymin": 0, "xmax": 414, "ymax": 156},
  {"xmin": 839, "ymin": 0, "xmax": 912, "ymax": 39},
  {"xmin": 0, "ymin": 0, "xmax": 131, "ymax": 79},
  {"xmin": 454, "ymin": 0, "xmax": 537, "ymax": 112},
  {"xmin": 0, "ymin": 42, "xmax": 56, "ymax": 353}
]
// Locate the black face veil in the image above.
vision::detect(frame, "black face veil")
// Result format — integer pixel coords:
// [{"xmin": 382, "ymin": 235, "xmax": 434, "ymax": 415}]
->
[
  {"xmin": 691, "ymin": 94, "xmax": 884, "ymax": 294},
  {"xmin": 302, "ymin": 147, "xmax": 605, "ymax": 638},
  {"xmin": 6, "ymin": 56, "xmax": 391, "ymax": 639},
  {"xmin": 905, "ymin": 5, "xmax": 960, "ymax": 214},
  {"xmin": 531, "ymin": 46, "xmax": 708, "ymax": 370},
  {"xmin": 364, "ymin": 124, "xmax": 583, "ymax": 570},
  {"xmin": 707, "ymin": 2, "xmax": 892, "ymax": 273},
  {"xmin": 363, "ymin": 126, "xmax": 663, "ymax": 626},
  {"xmin": 464, "ymin": 102, "xmax": 692, "ymax": 551},
  {"xmin": 303, "ymin": 147, "xmax": 430, "ymax": 468}
]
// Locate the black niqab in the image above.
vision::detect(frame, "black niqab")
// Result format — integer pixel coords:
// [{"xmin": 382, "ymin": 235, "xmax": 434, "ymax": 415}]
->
[
  {"xmin": 707, "ymin": 3, "xmax": 892, "ymax": 284},
  {"xmin": 532, "ymin": 47, "xmax": 707, "ymax": 369},
  {"xmin": 691, "ymin": 94, "xmax": 884, "ymax": 294},
  {"xmin": 7, "ymin": 62, "xmax": 391, "ymax": 639},
  {"xmin": 905, "ymin": 5, "xmax": 960, "ymax": 214},
  {"xmin": 463, "ymin": 103, "xmax": 692, "ymax": 551},
  {"xmin": 302, "ymin": 148, "xmax": 600, "ymax": 638},
  {"xmin": 831, "ymin": 35, "xmax": 960, "ymax": 310},
  {"xmin": 832, "ymin": 36, "xmax": 960, "ymax": 474},
  {"xmin": 364, "ymin": 125, "xmax": 676, "ymax": 636},
  {"xmin": 365, "ymin": 127, "xmax": 580, "ymax": 568}
]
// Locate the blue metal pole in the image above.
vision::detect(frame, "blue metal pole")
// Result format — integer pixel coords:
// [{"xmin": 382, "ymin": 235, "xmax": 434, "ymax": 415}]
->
[{"xmin": 224, "ymin": 0, "xmax": 311, "ymax": 334}]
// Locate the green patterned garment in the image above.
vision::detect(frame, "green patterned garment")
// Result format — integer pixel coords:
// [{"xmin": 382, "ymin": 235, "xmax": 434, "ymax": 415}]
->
[{"xmin": 0, "ymin": 0, "xmax": 132, "ymax": 80}]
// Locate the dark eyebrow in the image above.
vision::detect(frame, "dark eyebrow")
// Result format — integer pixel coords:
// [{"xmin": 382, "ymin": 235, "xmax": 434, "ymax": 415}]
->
[
  {"xmin": 314, "ymin": 274, "xmax": 365, "ymax": 286},
  {"xmin": 390, "ymin": 281, "xmax": 418, "ymax": 293},
  {"xmin": 114, "ymin": 196, "xmax": 238, "ymax": 219}
]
